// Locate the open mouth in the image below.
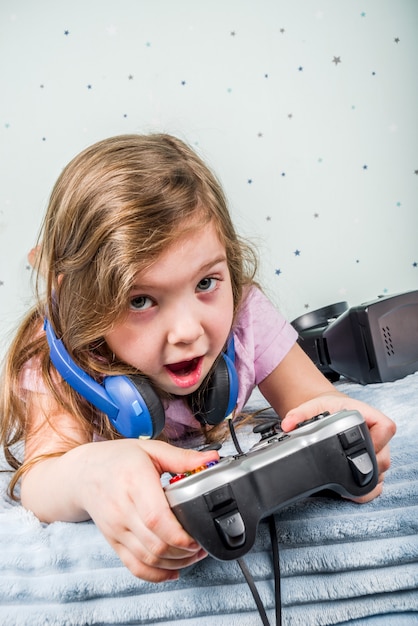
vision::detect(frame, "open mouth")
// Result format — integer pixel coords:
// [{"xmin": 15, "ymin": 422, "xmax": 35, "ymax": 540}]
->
[{"xmin": 165, "ymin": 357, "xmax": 203, "ymax": 389}]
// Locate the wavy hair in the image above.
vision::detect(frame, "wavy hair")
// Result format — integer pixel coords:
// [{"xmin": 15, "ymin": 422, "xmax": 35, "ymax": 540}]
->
[{"xmin": 0, "ymin": 134, "xmax": 258, "ymax": 494}]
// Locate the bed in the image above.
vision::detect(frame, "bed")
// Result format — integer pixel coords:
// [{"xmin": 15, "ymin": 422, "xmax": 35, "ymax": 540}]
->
[{"xmin": 1, "ymin": 372, "xmax": 417, "ymax": 625}]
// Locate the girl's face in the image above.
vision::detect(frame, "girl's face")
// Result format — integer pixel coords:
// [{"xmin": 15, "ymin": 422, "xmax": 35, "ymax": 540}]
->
[{"xmin": 104, "ymin": 221, "xmax": 234, "ymax": 397}]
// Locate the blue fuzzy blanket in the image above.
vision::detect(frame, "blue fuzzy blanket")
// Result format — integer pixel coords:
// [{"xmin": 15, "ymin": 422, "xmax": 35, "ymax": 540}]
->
[{"xmin": 1, "ymin": 373, "xmax": 418, "ymax": 625}]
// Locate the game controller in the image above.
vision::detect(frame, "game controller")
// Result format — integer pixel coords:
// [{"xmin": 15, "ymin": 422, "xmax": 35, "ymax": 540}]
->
[{"xmin": 164, "ymin": 410, "xmax": 378, "ymax": 561}]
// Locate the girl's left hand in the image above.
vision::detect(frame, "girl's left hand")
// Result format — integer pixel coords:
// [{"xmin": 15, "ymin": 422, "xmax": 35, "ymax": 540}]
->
[{"xmin": 280, "ymin": 392, "xmax": 397, "ymax": 503}]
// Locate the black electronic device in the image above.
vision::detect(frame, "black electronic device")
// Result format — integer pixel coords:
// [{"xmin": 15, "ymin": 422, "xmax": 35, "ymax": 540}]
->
[
  {"xmin": 291, "ymin": 291, "xmax": 418, "ymax": 384},
  {"xmin": 165, "ymin": 409, "xmax": 377, "ymax": 561}
]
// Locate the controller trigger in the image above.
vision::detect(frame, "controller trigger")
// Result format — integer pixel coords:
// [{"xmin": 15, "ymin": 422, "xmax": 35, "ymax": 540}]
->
[
  {"xmin": 215, "ymin": 510, "xmax": 246, "ymax": 548},
  {"xmin": 347, "ymin": 451, "xmax": 374, "ymax": 486}
]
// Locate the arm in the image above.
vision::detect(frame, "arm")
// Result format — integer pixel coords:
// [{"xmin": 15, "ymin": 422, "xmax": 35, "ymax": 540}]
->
[
  {"xmin": 21, "ymin": 390, "xmax": 219, "ymax": 581},
  {"xmin": 258, "ymin": 343, "xmax": 396, "ymax": 502}
]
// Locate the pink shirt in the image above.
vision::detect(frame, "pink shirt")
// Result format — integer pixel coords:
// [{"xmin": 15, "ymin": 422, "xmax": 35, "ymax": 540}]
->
[{"xmin": 21, "ymin": 286, "xmax": 297, "ymax": 440}]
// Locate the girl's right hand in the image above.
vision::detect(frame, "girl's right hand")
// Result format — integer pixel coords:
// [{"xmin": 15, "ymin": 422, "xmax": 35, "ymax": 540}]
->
[{"xmin": 78, "ymin": 439, "xmax": 219, "ymax": 582}]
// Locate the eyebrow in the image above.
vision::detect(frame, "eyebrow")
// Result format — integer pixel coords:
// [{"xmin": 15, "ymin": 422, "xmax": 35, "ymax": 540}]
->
[
  {"xmin": 130, "ymin": 255, "xmax": 228, "ymax": 291},
  {"xmin": 198, "ymin": 255, "xmax": 228, "ymax": 273}
]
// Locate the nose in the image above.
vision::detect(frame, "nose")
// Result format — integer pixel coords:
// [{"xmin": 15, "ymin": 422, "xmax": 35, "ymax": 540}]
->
[{"xmin": 166, "ymin": 305, "xmax": 204, "ymax": 346}]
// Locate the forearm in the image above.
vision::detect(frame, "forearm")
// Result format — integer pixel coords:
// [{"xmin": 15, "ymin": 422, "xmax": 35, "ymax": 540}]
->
[
  {"xmin": 259, "ymin": 343, "xmax": 336, "ymax": 417},
  {"xmin": 20, "ymin": 444, "xmax": 92, "ymax": 523}
]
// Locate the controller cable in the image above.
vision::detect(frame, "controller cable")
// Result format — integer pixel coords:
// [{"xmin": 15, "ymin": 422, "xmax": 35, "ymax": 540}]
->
[
  {"xmin": 228, "ymin": 415, "xmax": 244, "ymax": 455},
  {"xmin": 228, "ymin": 419, "xmax": 282, "ymax": 626}
]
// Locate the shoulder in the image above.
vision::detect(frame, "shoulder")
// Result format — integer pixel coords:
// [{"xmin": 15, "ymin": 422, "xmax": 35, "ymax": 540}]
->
[
  {"xmin": 234, "ymin": 284, "xmax": 294, "ymax": 339},
  {"xmin": 232, "ymin": 284, "xmax": 298, "ymax": 398},
  {"xmin": 19, "ymin": 323, "xmax": 60, "ymax": 394}
]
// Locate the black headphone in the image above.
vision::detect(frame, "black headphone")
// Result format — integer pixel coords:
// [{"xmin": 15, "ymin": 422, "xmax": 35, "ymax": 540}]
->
[
  {"xmin": 44, "ymin": 318, "xmax": 239, "ymax": 439},
  {"xmin": 291, "ymin": 302, "xmax": 349, "ymax": 381},
  {"xmin": 291, "ymin": 302, "xmax": 349, "ymax": 335}
]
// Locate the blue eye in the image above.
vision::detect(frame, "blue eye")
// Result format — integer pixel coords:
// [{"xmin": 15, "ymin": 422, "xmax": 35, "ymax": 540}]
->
[
  {"xmin": 129, "ymin": 295, "xmax": 154, "ymax": 311},
  {"xmin": 197, "ymin": 277, "xmax": 217, "ymax": 292}
]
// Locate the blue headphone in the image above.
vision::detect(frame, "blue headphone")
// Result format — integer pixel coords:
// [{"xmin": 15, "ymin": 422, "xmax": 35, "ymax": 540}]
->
[{"xmin": 44, "ymin": 318, "xmax": 239, "ymax": 439}]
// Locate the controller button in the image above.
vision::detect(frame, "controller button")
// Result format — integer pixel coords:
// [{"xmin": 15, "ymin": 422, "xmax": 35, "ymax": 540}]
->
[
  {"xmin": 347, "ymin": 450, "xmax": 374, "ymax": 486},
  {"xmin": 197, "ymin": 442, "xmax": 222, "ymax": 452},
  {"xmin": 190, "ymin": 465, "xmax": 207, "ymax": 474},
  {"xmin": 296, "ymin": 412, "xmax": 329, "ymax": 428},
  {"xmin": 168, "ymin": 473, "xmax": 186, "ymax": 484},
  {"xmin": 204, "ymin": 484, "xmax": 234, "ymax": 511},
  {"xmin": 168, "ymin": 460, "xmax": 219, "ymax": 485},
  {"xmin": 215, "ymin": 510, "xmax": 246, "ymax": 548},
  {"xmin": 339, "ymin": 426, "xmax": 364, "ymax": 450}
]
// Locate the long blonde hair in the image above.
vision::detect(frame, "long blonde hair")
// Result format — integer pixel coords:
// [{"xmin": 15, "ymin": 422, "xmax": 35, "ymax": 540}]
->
[{"xmin": 0, "ymin": 133, "xmax": 257, "ymax": 491}]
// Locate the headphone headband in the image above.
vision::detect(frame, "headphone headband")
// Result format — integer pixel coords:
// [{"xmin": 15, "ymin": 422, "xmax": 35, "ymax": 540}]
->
[{"xmin": 44, "ymin": 318, "xmax": 118, "ymax": 418}]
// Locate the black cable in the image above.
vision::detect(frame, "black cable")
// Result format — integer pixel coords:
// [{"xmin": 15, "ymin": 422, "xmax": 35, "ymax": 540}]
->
[
  {"xmin": 237, "ymin": 558, "xmax": 270, "ymax": 626},
  {"xmin": 230, "ymin": 420, "xmax": 282, "ymax": 625},
  {"xmin": 228, "ymin": 418, "xmax": 244, "ymax": 455},
  {"xmin": 268, "ymin": 515, "xmax": 282, "ymax": 626}
]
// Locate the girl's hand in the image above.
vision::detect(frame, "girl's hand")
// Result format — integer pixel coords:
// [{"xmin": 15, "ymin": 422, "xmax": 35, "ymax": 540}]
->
[
  {"xmin": 280, "ymin": 392, "xmax": 396, "ymax": 503},
  {"xmin": 21, "ymin": 389, "xmax": 218, "ymax": 582},
  {"xmin": 77, "ymin": 439, "xmax": 219, "ymax": 582}
]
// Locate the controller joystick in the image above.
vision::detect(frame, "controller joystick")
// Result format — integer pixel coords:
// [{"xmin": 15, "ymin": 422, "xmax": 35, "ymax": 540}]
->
[
  {"xmin": 253, "ymin": 419, "xmax": 281, "ymax": 440},
  {"xmin": 165, "ymin": 410, "xmax": 378, "ymax": 561}
]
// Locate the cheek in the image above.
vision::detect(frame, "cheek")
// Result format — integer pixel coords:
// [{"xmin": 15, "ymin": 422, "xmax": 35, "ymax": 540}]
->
[
  {"xmin": 104, "ymin": 325, "xmax": 144, "ymax": 363},
  {"xmin": 226, "ymin": 280, "xmax": 235, "ymax": 316},
  {"xmin": 104, "ymin": 318, "xmax": 164, "ymax": 374},
  {"xmin": 216, "ymin": 289, "xmax": 235, "ymax": 337}
]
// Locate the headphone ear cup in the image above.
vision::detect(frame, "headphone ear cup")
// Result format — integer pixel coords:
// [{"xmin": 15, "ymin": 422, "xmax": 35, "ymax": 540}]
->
[
  {"xmin": 103, "ymin": 375, "xmax": 166, "ymax": 439},
  {"xmin": 128, "ymin": 375, "xmax": 166, "ymax": 437},
  {"xmin": 291, "ymin": 302, "xmax": 349, "ymax": 333},
  {"xmin": 188, "ymin": 352, "xmax": 239, "ymax": 425},
  {"xmin": 44, "ymin": 317, "xmax": 166, "ymax": 439}
]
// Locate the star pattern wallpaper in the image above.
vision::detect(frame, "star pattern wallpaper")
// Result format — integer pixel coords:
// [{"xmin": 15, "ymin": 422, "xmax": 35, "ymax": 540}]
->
[{"xmin": 0, "ymin": 0, "xmax": 417, "ymax": 349}]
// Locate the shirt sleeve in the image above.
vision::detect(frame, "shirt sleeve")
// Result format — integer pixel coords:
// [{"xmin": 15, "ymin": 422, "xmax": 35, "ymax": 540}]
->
[{"xmin": 232, "ymin": 285, "xmax": 298, "ymax": 411}]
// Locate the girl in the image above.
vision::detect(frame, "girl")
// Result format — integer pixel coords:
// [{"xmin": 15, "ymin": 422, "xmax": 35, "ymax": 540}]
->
[{"xmin": 0, "ymin": 134, "xmax": 395, "ymax": 583}]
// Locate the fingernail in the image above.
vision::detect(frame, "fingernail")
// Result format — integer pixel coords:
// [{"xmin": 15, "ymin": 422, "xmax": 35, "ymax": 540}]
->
[{"xmin": 197, "ymin": 548, "xmax": 208, "ymax": 560}]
